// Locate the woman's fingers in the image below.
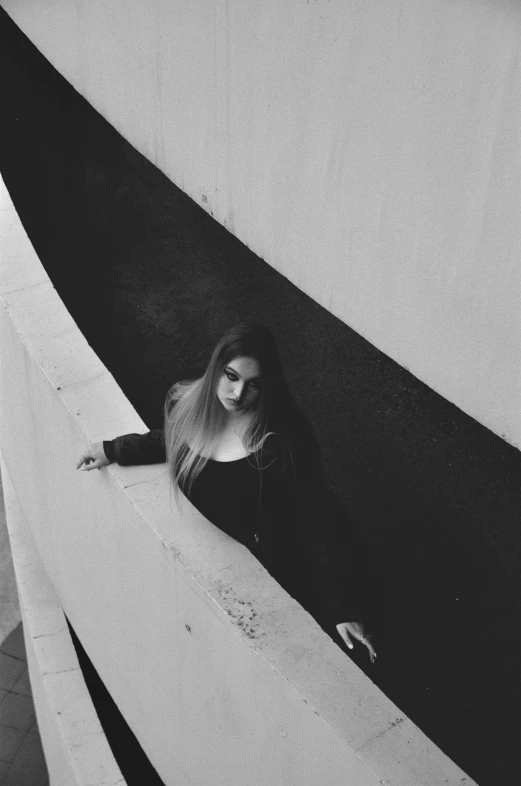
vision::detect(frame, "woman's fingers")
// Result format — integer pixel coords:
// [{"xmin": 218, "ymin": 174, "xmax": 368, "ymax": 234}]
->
[
  {"xmin": 76, "ymin": 451, "xmax": 102, "ymax": 470},
  {"xmin": 362, "ymin": 635, "xmax": 377, "ymax": 663},
  {"xmin": 76, "ymin": 454, "xmax": 96, "ymax": 470},
  {"xmin": 335, "ymin": 623, "xmax": 355, "ymax": 650},
  {"xmin": 76, "ymin": 453, "xmax": 92, "ymax": 470},
  {"xmin": 76, "ymin": 443, "xmax": 110, "ymax": 471},
  {"xmin": 336, "ymin": 622, "xmax": 378, "ymax": 663}
]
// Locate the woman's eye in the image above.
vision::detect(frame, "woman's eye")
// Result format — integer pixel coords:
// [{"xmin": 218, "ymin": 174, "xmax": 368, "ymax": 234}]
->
[
  {"xmin": 249, "ymin": 380, "xmax": 261, "ymax": 390},
  {"xmin": 225, "ymin": 372, "xmax": 237, "ymax": 381}
]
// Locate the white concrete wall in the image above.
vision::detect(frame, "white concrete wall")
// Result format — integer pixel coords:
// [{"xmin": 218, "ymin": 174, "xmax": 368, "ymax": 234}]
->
[
  {"xmin": 2, "ymin": 0, "xmax": 520, "ymax": 448},
  {"xmin": 1, "ymin": 458, "xmax": 125, "ymax": 786},
  {"xmin": 0, "ymin": 465, "xmax": 20, "ymax": 644},
  {"xmin": 0, "ymin": 178, "xmax": 475, "ymax": 784}
]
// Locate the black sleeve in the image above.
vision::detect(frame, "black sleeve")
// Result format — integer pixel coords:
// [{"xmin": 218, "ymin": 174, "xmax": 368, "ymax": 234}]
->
[
  {"xmin": 103, "ymin": 429, "xmax": 166, "ymax": 465},
  {"xmin": 300, "ymin": 477, "xmax": 373, "ymax": 623},
  {"xmin": 292, "ymin": 429, "xmax": 377, "ymax": 623}
]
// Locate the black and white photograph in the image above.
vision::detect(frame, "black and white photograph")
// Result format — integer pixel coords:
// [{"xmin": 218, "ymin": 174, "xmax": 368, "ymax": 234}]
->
[{"xmin": 0, "ymin": 2, "xmax": 520, "ymax": 785}]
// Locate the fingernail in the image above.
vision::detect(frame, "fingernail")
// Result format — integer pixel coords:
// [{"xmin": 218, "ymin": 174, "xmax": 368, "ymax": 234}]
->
[{"xmin": 348, "ymin": 644, "xmax": 353, "ymax": 649}]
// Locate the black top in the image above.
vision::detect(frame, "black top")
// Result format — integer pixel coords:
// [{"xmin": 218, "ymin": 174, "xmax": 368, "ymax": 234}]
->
[
  {"xmin": 187, "ymin": 456, "xmax": 267, "ymax": 546},
  {"xmin": 103, "ymin": 427, "xmax": 375, "ymax": 624}
]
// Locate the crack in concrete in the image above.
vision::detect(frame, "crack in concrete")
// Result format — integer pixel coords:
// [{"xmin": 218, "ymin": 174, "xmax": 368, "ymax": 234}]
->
[
  {"xmin": 43, "ymin": 665, "xmax": 79, "ymax": 676},
  {"xmin": 70, "ymin": 731, "xmax": 104, "ymax": 750},
  {"xmin": 355, "ymin": 716, "xmax": 406, "ymax": 752},
  {"xmin": 57, "ymin": 369, "xmax": 109, "ymax": 391},
  {"xmin": 33, "ymin": 627, "xmax": 67, "ymax": 639},
  {"xmin": 122, "ymin": 472, "xmax": 166, "ymax": 489},
  {"xmin": 0, "ymin": 278, "xmax": 50, "ymax": 297},
  {"xmin": 80, "ymin": 775, "xmax": 125, "ymax": 786}
]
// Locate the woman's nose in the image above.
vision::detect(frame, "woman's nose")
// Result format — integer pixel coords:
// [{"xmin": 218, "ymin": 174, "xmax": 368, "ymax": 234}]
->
[{"xmin": 234, "ymin": 381, "xmax": 245, "ymax": 401}]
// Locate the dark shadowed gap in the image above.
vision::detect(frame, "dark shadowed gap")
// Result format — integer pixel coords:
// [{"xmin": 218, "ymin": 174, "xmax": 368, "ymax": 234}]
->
[
  {"xmin": 66, "ymin": 620, "xmax": 165, "ymax": 785},
  {"xmin": 1, "ymin": 9, "xmax": 520, "ymax": 784}
]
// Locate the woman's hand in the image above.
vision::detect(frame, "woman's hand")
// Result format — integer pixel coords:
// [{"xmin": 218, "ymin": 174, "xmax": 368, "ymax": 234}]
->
[
  {"xmin": 336, "ymin": 621, "xmax": 377, "ymax": 663},
  {"xmin": 76, "ymin": 443, "xmax": 112, "ymax": 471}
]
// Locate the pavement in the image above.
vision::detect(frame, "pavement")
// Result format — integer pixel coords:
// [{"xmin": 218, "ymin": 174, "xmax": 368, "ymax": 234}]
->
[
  {"xmin": 0, "ymin": 625, "xmax": 49, "ymax": 786},
  {"xmin": 1, "ymin": 7, "xmax": 520, "ymax": 785}
]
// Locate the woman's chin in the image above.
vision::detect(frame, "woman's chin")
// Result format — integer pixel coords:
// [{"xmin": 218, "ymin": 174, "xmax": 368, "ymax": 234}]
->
[{"xmin": 220, "ymin": 399, "xmax": 241, "ymax": 412}]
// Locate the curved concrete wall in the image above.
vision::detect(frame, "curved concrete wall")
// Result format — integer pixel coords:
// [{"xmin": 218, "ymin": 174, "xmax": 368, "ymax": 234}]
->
[
  {"xmin": 1, "ymin": 0, "xmax": 520, "ymax": 448},
  {"xmin": 0, "ymin": 179, "xmax": 475, "ymax": 782},
  {"xmin": 1, "ymin": 458, "xmax": 125, "ymax": 786}
]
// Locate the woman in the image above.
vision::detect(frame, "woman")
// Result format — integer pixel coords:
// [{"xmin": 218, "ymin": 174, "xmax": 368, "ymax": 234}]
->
[{"xmin": 77, "ymin": 323, "xmax": 378, "ymax": 662}]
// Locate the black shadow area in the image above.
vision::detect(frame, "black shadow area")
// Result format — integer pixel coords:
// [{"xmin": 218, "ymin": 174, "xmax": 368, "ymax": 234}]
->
[{"xmin": 1, "ymin": 10, "xmax": 520, "ymax": 785}]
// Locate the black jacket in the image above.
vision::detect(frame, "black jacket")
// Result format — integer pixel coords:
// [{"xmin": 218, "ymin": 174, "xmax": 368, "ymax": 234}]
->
[{"xmin": 103, "ymin": 428, "xmax": 375, "ymax": 624}]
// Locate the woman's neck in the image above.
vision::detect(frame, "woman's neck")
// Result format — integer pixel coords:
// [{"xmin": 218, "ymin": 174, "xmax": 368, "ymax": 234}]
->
[
  {"xmin": 222, "ymin": 409, "xmax": 254, "ymax": 434},
  {"xmin": 208, "ymin": 410, "xmax": 255, "ymax": 461}
]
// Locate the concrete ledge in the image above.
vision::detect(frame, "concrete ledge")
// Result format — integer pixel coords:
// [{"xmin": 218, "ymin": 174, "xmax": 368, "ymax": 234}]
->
[
  {"xmin": 0, "ymin": 170, "xmax": 475, "ymax": 784},
  {"xmin": 1, "ymin": 457, "xmax": 125, "ymax": 786}
]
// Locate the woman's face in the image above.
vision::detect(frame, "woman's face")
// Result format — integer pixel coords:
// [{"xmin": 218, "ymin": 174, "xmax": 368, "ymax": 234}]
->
[{"xmin": 216, "ymin": 356, "xmax": 262, "ymax": 413}]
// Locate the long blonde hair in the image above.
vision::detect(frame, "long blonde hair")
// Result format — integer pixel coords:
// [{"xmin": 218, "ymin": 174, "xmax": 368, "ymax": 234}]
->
[{"xmin": 164, "ymin": 323, "xmax": 299, "ymax": 499}]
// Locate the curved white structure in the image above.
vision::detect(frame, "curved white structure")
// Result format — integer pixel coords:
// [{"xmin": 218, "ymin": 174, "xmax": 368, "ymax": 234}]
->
[
  {"xmin": 0, "ymin": 171, "xmax": 475, "ymax": 781},
  {"xmin": 2, "ymin": 0, "xmax": 519, "ymax": 448},
  {"xmin": 1, "ymin": 458, "xmax": 125, "ymax": 786}
]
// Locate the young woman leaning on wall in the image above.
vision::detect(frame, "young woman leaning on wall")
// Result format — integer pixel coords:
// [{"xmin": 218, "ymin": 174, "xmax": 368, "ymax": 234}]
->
[{"xmin": 77, "ymin": 323, "xmax": 380, "ymax": 663}]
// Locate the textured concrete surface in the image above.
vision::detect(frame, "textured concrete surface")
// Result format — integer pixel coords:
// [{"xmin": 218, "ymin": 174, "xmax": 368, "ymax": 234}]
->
[
  {"xmin": 1, "ymin": 459, "xmax": 125, "ymax": 786},
  {"xmin": 0, "ymin": 219, "xmax": 473, "ymax": 786},
  {"xmin": 0, "ymin": 9, "xmax": 519, "ymax": 785},
  {"xmin": 0, "ymin": 469, "xmax": 20, "ymax": 644},
  {"xmin": 0, "ymin": 203, "xmax": 20, "ymax": 649},
  {"xmin": 2, "ymin": 0, "xmax": 519, "ymax": 447},
  {"xmin": 1, "ymin": 462, "xmax": 49, "ymax": 785}
]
